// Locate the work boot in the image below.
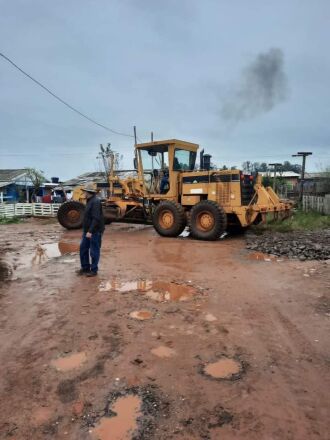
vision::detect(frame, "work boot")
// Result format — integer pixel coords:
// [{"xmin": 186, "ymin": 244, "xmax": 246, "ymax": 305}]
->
[
  {"xmin": 86, "ymin": 272, "xmax": 97, "ymax": 277},
  {"xmin": 76, "ymin": 268, "xmax": 90, "ymax": 276}
]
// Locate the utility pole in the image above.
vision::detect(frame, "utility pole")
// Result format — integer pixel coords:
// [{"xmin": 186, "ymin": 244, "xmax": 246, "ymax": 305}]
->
[
  {"xmin": 268, "ymin": 163, "xmax": 282, "ymax": 192},
  {"xmin": 292, "ymin": 152, "xmax": 312, "ymax": 202}
]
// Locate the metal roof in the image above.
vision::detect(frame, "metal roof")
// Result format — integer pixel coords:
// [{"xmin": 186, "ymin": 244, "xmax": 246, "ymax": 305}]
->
[
  {"xmin": 0, "ymin": 169, "xmax": 28, "ymax": 182},
  {"xmin": 259, "ymin": 171, "xmax": 301, "ymax": 178},
  {"xmin": 62, "ymin": 172, "xmax": 107, "ymax": 187},
  {"xmin": 136, "ymin": 139, "xmax": 199, "ymax": 151}
]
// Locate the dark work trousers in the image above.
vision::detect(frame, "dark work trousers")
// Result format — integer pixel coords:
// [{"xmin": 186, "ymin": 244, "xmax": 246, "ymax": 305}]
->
[{"xmin": 80, "ymin": 232, "xmax": 102, "ymax": 274}]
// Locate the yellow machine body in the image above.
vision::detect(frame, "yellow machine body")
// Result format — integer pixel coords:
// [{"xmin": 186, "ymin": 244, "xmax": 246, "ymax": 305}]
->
[{"xmin": 57, "ymin": 139, "xmax": 292, "ymax": 239}]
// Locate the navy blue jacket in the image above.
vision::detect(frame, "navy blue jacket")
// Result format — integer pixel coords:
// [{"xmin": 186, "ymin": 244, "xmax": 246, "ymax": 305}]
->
[{"xmin": 82, "ymin": 195, "xmax": 105, "ymax": 234}]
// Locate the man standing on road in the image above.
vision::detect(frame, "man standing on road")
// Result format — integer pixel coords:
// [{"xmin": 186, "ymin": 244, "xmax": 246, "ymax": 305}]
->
[{"xmin": 77, "ymin": 183, "xmax": 105, "ymax": 277}]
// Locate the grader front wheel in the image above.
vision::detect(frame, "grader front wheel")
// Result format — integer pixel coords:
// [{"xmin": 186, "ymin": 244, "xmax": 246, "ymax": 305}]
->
[
  {"xmin": 57, "ymin": 201, "xmax": 85, "ymax": 229},
  {"xmin": 189, "ymin": 200, "xmax": 227, "ymax": 241},
  {"xmin": 153, "ymin": 201, "xmax": 186, "ymax": 237}
]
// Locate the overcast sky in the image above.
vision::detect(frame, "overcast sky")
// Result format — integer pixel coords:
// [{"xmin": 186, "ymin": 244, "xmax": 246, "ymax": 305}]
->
[{"xmin": 0, "ymin": 0, "xmax": 329, "ymax": 180}]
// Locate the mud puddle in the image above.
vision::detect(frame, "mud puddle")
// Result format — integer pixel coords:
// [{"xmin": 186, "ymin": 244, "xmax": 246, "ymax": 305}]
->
[
  {"xmin": 87, "ymin": 385, "xmax": 169, "ymax": 440},
  {"xmin": 34, "ymin": 241, "xmax": 79, "ymax": 260},
  {"xmin": 151, "ymin": 346, "xmax": 176, "ymax": 358},
  {"xmin": 5, "ymin": 240, "xmax": 79, "ymax": 274},
  {"xmin": 205, "ymin": 313, "xmax": 217, "ymax": 322},
  {"xmin": 129, "ymin": 310, "xmax": 153, "ymax": 320},
  {"xmin": 247, "ymin": 252, "xmax": 280, "ymax": 262},
  {"xmin": 203, "ymin": 358, "xmax": 241, "ymax": 380},
  {"xmin": 92, "ymin": 395, "xmax": 141, "ymax": 440},
  {"xmin": 99, "ymin": 279, "xmax": 198, "ymax": 302},
  {"xmin": 51, "ymin": 352, "xmax": 87, "ymax": 372}
]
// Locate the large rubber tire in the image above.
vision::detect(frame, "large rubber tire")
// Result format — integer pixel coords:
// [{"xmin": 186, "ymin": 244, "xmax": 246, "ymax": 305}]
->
[
  {"xmin": 189, "ymin": 200, "xmax": 227, "ymax": 241},
  {"xmin": 57, "ymin": 201, "xmax": 85, "ymax": 229},
  {"xmin": 153, "ymin": 201, "xmax": 186, "ymax": 237}
]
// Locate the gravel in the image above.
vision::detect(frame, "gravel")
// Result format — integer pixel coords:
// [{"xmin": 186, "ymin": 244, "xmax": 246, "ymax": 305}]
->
[{"xmin": 246, "ymin": 229, "xmax": 330, "ymax": 261}]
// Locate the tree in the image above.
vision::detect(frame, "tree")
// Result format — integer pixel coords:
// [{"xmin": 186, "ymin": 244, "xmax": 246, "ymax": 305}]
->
[
  {"xmin": 242, "ymin": 161, "xmax": 252, "ymax": 173},
  {"xmin": 25, "ymin": 168, "xmax": 46, "ymax": 196},
  {"xmin": 259, "ymin": 162, "xmax": 268, "ymax": 172},
  {"xmin": 282, "ymin": 161, "xmax": 302, "ymax": 174},
  {"xmin": 242, "ymin": 161, "xmax": 267, "ymax": 173}
]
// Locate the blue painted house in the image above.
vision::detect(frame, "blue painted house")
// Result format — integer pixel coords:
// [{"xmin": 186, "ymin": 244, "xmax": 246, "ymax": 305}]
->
[{"xmin": 0, "ymin": 169, "xmax": 34, "ymax": 203}]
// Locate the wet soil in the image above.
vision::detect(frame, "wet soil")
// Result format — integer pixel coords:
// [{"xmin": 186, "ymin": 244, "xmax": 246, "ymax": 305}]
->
[
  {"xmin": 92, "ymin": 394, "xmax": 141, "ymax": 440},
  {"xmin": 151, "ymin": 346, "xmax": 176, "ymax": 359},
  {"xmin": 203, "ymin": 358, "xmax": 241, "ymax": 380},
  {"xmin": 99, "ymin": 279, "xmax": 198, "ymax": 302},
  {"xmin": 129, "ymin": 310, "xmax": 153, "ymax": 321},
  {"xmin": 0, "ymin": 218, "xmax": 329, "ymax": 439},
  {"xmin": 51, "ymin": 352, "xmax": 88, "ymax": 372}
]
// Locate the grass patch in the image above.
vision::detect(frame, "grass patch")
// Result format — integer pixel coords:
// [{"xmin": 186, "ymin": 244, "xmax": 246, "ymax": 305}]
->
[
  {"xmin": 254, "ymin": 210, "xmax": 330, "ymax": 233},
  {"xmin": 0, "ymin": 216, "xmax": 22, "ymax": 225}
]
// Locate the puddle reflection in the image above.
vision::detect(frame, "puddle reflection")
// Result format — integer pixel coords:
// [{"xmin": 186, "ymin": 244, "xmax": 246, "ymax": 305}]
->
[
  {"xmin": 92, "ymin": 395, "xmax": 141, "ymax": 440},
  {"xmin": 99, "ymin": 279, "xmax": 197, "ymax": 302}
]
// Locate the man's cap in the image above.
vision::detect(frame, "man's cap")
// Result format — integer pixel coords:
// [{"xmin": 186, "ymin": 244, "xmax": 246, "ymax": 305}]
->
[{"xmin": 82, "ymin": 183, "xmax": 97, "ymax": 193}]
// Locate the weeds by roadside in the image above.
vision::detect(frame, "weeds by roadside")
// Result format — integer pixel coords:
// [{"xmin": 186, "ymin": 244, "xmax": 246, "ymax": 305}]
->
[
  {"xmin": 0, "ymin": 216, "xmax": 22, "ymax": 225},
  {"xmin": 253, "ymin": 210, "xmax": 330, "ymax": 233}
]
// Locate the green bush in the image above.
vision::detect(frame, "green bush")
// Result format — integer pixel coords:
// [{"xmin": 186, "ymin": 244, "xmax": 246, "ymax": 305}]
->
[
  {"xmin": 254, "ymin": 210, "xmax": 330, "ymax": 233},
  {"xmin": 0, "ymin": 216, "xmax": 22, "ymax": 225}
]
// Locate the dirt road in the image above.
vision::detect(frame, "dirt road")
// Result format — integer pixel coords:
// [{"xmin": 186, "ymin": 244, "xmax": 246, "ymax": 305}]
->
[{"xmin": 0, "ymin": 219, "xmax": 329, "ymax": 439}]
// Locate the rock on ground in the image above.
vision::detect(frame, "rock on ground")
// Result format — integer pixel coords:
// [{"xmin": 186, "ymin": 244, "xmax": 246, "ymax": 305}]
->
[{"xmin": 246, "ymin": 228, "xmax": 330, "ymax": 261}]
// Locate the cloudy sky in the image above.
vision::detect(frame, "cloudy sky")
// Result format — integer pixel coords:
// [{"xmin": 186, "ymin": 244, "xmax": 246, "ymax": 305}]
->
[{"xmin": 0, "ymin": 0, "xmax": 329, "ymax": 180}]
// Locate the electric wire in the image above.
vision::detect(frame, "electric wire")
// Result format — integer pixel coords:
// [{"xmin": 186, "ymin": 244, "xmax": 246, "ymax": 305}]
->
[{"xmin": 0, "ymin": 51, "xmax": 136, "ymax": 139}]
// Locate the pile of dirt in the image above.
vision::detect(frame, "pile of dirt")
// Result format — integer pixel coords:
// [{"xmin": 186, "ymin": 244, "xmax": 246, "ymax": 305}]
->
[{"xmin": 246, "ymin": 229, "xmax": 330, "ymax": 261}]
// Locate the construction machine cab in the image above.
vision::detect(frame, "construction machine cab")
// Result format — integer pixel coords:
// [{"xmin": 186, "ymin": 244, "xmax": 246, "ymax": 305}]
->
[{"xmin": 135, "ymin": 139, "xmax": 198, "ymax": 199}]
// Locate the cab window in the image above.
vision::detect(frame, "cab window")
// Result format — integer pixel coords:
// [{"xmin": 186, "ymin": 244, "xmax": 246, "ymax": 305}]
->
[{"xmin": 173, "ymin": 149, "xmax": 196, "ymax": 171}]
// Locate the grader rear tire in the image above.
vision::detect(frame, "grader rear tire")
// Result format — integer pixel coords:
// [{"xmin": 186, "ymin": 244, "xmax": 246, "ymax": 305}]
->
[
  {"xmin": 153, "ymin": 201, "xmax": 186, "ymax": 237},
  {"xmin": 57, "ymin": 201, "xmax": 85, "ymax": 229},
  {"xmin": 189, "ymin": 200, "xmax": 227, "ymax": 241}
]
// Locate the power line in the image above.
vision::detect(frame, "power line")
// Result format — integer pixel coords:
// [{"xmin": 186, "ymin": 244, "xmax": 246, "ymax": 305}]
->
[{"xmin": 0, "ymin": 51, "xmax": 135, "ymax": 139}]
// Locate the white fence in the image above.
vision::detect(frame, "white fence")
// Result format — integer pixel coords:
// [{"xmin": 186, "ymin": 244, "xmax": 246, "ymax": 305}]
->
[
  {"xmin": 302, "ymin": 195, "xmax": 330, "ymax": 215},
  {"xmin": 0, "ymin": 203, "xmax": 61, "ymax": 218}
]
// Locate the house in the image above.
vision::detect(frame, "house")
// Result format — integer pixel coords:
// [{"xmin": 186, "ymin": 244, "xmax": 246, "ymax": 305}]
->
[
  {"xmin": 61, "ymin": 172, "xmax": 109, "ymax": 198},
  {"xmin": 0, "ymin": 169, "xmax": 63, "ymax": 203},
  {"xmin": 0, "ymin": 169, "xmax": 34, "ymax": 203},
  {"xmin": 304, "ymin": 172, "xmax": 330, "ymax": 195},
  {"xmin": 62, "ymin": 171, "xmax": 108, "ymax": 188},
  {"xmin": 259, "ymin": 171, "xmax": 301, "ymax": 190}
]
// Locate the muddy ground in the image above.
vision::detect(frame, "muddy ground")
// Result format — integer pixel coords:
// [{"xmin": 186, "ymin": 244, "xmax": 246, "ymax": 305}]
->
[{"xmin": 0, "ymin": 219, "xmax": 329, "ymax": 440}]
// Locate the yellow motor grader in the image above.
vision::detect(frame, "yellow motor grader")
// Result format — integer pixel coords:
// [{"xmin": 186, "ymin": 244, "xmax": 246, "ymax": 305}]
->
[{"xmin": 57, "ymin": 139, "xmax": 292, "ymax": 240}]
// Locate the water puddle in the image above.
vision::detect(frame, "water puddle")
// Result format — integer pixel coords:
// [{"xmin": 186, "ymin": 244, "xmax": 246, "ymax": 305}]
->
[
  {"xmin": 99, "ymin": 279, "xmax": 197, "ymax": 302},
  {"xmin": 205, "ymin": 313, "xmax": 217, "ymax": 322},
  {"xmin": 99, "ymin": 279, "xmax": 151, "ymax": 293},
  {"xmin": 51, "ymin": 352, "xmax": 87, "ymax": 372},
  {"xmin": 151, "ymin": 346, "xmax": 176, "ymax": 358},
  {"xmin": 129, "ymin": 310, "xmax": 153, "ymax": 320},
  {"xmin": 7, "ymin": 240, "xmax": 80, "ymax": 273},
  {"xmin": 203, "ymin": 358, "xmax": 241, "ymax": 379},
  {"xmin": 92, "ymin": 395, "xmax": 141, "ymax": 440},
  {"xmin": 58, "ymin": 241, "xmax": 80, "ymax": 255},
  {"xmin": 247, "ymin": 252, "xmax": 277, "ymax": 262}
]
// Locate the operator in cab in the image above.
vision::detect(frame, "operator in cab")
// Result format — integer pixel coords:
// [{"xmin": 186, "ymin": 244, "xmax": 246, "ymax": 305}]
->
[
  {"xmin": 160, "ymin": 170, "xmax": 170, "ymax": 194},
  {"xmin": 77, "ymin": 183, "xmax": 105, "ymax": 277}
]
